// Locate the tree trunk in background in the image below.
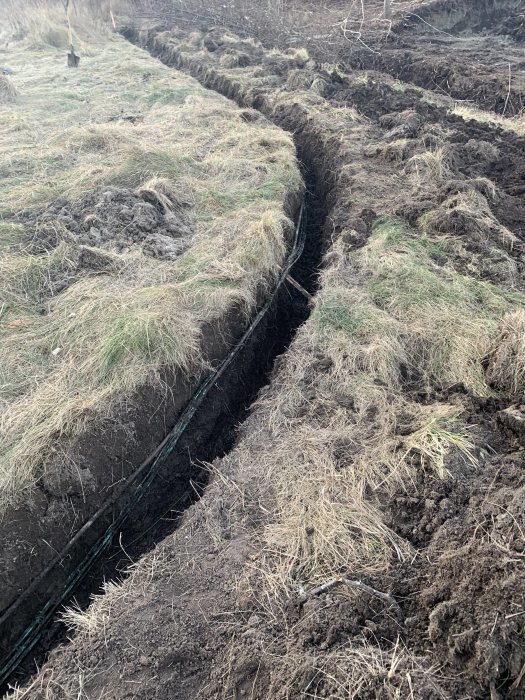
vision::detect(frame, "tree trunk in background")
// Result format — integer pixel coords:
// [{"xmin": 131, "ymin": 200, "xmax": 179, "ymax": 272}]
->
[{"xmin": 384, "ymin": 0, "xmax": 392, "ymax": 19}]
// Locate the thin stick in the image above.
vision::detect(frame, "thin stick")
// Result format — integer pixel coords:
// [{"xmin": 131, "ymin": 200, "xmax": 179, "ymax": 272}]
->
[
  {"xmin": 285, "ymin": 274, "xmax": 314, "ymax": 302},
  {"xmin": 403, "ymin": 12, "xmax": 455, "ymax": 38},
  {"xmin": 299, "ymin": 577, "xmax": 403, "ymax": 618},
  {"xmin": 502, "ymin": 63, "xmax": 511, "ymax": 117},
  {"xmin": 511, "ymin": 660, "xmax": 525, "ymax": 691},
  {"xmin": 65, "ymin": 3, "xmax": 73, "ymax": 47},
  {"xmin": 109, "ymin": 1, "xmax": 117, "ymax": 31}
]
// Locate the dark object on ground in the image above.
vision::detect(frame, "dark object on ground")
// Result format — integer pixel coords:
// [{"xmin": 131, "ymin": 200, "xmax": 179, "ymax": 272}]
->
[{"xmin": 67, "ymin": 46, "xmax": 80, "ymax": 68}]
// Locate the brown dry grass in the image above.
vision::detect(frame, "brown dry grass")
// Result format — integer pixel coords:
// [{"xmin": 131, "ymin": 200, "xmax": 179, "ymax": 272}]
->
[
  {"xmin": 8, "ymin": 17, "xmax": 525, "ymax": 700},
  {"xmin": 241, "ymin": 218, "xmax": 522, "ymax": 598},
  {"xmin": 452, "ymin": 103, "xmax": 525, "ymax": 137},
  {"xmin": 0, "ymin": 7, "xmax": 302, "ymax": 507},
  {"xmin": 486, "ymin": 310, "xmax": 525, "ymax": 395},
  {"xmin": 0, "ymin": 75, "xmax": 17, "ymax": 103}
]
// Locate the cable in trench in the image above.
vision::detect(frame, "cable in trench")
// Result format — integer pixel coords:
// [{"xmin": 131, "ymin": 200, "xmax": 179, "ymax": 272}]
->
[{"xmin": 0, "ymin": 203, "xmax": 307, "ymax": 691}]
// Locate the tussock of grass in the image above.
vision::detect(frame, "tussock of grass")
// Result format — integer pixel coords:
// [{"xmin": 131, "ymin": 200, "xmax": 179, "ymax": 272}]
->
[
  {"xmin": 402, "ymin": 406, "xmax": 477, "ymax": 478},
  {"xmin": 486, "ymin": 310, "xmax": 525, "ymax": 395},
  {"xmin": 381, "ymin": 138, "xmax": 412, "ymax": 161},
  {"xmin": 0, "ymin": 13, "xmax": 302, "ymax": 507},
  {"xmin": 260, "ymin": 439, "xmax": 408, "ymax": 591},
  {"xmin": 452, "ymin": 103, "xmax": 525, "ymax": 137},
  {"xmin": 0, "ymin": 75, "xmax": 17, "ymax": 103},
  {"xmin": 286, "ymin": 69, "xmax": 314, "ymax": 90},
  {"xmin": 284, "ymin": 639, "xmax": 449, "ymax": 698},
  {"xmin": 406, "ymin": 146, "xmax": 452, "ymax": 186},
  {"xmin": 420, "ymin": 188, "xmax": 519, "ymax": 250}
]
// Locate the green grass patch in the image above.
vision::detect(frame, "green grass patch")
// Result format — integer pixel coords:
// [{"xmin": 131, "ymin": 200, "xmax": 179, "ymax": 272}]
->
[
  {"xmin": 144, "ymin": 85, "xmax": 202, "ymax": 106},
  {"xmin": 105, "ymin": 148, "xmax": 196, "ymax": 189}
]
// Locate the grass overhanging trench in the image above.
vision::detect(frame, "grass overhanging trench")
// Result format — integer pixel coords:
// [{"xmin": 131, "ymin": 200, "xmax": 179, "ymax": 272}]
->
[
  {"xmin": 123, "ymin": 22, "xmax": 525, "ymax": 598},
  {"xmin": 0, "ymin": 8, "xmax": 303, "ymax": 509},
  {"xmin": 243, "ymin": 214, "xmax": 525, "ymax": 597}
]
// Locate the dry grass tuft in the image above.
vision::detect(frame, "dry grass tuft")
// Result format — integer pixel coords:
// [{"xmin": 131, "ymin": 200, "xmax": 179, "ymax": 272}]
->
[
  {"xmin": 295, "ymin": 638, "xmax": 448, "ymax": 699},
  {"xmin": 420, "ymin": 189, "xmax": 520, "ymax": 251},
  {"xmin": 0, "ymin": 75, "xmax": 17, "ymax": 103},
  {"xmin": 486, "ymin": 310, "xmax": 525, "ymax": 395},
  {"xmin": 401, "ymin": 405, "xmax": 477, "ymax": 478},
  {"xmin": 405, "ymin": 146, "xmax": 452, "ymax": 187},
  {"xmin": 381, "ymin": 138, "xmax": 412, "ymax": 162},
  {"xmin": 452, "ymin": 103, "xmax": 525, "ymax": 137}
]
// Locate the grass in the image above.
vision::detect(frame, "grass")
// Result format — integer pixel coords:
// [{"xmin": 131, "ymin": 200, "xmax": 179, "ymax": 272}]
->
[
  {"xmin": 255, "ymin": 215, "xmax": 525, "ymax": 595},
  {"xmin": 359, "ymin": 217, "xmax": 525, "ymax": 394},
  {"xmin": 10, "ymin": 20, "xmax": 525, "ymax": 700},
  {"xmin": 405, "ymin": 146, "xmax": 451, "ymax": 187},
  {"xmin": 452, "ymin": 103, "xmax": 525, "ymax": 137},
  {"xmin": 310, "ymin": 217, "xmax": 525, "ymax": 397},
  {"xmin": 486, "ymin": 310, "xmax": 525, "ymax": 394},
  {"xmin": 0, "ymin": 7, "xmax": 303, "ymax": 507},
  {"xmin": 249, "ymin": 213, "xmax": 524, "ymax": 600},
  {"xmin": 401, "ymin": 407, "xmax": 477, "ymax": 478},
  {"xmin": 419, "ymin": 188, "xmax": 519, "ymax": 250}
]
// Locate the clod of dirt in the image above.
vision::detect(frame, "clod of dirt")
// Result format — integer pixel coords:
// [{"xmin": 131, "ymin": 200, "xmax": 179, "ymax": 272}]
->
[
  {"xmin": 379, "ymin": 109, "xmax": 424, "ymax": 138},
  {"xmin": 142, "ymin": 231, "xmax": 190, "ymax": 260},
  {"xmin": 497, "ymin": 407, "xmax": 525, "ymax": 444},
  {"xmin": 29, "ymin": 184, "xmax": 194, "ymax": 258},
  {"xmin": 78, "ymin": 246, "xmax": 124, "ymax": 272},
  {"xmin": 108, "ymin": 110, "xmax": 143, "ymax": 124},
  {"xmin": 461, "ymin": 138, "xmax": 500, "ymax": 165},
  {"xmin": 219, "ymin": 50, "xmax": 252, "ymax": 68}
]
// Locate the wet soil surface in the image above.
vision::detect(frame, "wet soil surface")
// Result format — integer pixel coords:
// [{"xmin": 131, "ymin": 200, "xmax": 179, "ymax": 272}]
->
[{"xmin": 6, "ymin": 7, "xmax": 525, "ymax": 698}]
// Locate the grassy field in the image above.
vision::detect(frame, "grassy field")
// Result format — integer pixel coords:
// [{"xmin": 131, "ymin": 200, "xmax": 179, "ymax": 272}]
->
[
  {"xmin": 6, "ymin": 7, "xmax": 525, "ymax": 699},
  {"xmin": 0, "ymin": 5, "xmax": 302, "ymax": 508}
]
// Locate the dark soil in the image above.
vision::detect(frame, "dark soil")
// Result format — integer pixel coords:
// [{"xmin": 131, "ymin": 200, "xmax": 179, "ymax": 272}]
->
[{"xmin": 24, "ymin": 184, "xmax": 194, "ymax": 258}]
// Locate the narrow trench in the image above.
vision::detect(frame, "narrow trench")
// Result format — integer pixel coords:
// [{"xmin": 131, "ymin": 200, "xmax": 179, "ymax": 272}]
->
[{"xmin": 0, "ymin": 100, "xmax": 328, "ymax": 692}]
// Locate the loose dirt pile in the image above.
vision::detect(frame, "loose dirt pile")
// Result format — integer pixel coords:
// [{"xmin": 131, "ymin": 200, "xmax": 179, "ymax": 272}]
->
[{"xmin": 25, "ymin": 184, "xmax": 194, "ymax": 259}]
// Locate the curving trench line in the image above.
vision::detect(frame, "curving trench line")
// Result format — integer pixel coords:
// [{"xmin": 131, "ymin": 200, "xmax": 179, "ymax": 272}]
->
[
  {"xmin": 0, "ymin": 38, "xmax": 336, "ymax": 692},
  {"xmin": 0, "ymin": 207, "xmax": 311, "ymax": 690}
]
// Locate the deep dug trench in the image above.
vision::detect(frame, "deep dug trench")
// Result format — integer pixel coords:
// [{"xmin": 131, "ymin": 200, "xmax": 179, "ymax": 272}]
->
[
  {"xmin": 33, "ymin": 24, "xmax": 525, "ymax": 697},
  {"xmin": 6, "ymin": 20, "xmax": 525, "ymax": 698},
  {"xmin": 0, "ymin": 100, "xmax": 330, "ymax": 695}
]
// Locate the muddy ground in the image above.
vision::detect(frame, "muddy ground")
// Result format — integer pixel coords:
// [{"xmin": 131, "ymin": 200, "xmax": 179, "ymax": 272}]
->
[{"xmin": 5, "ymin": 2, "xmax": 525, "ymax": 699}]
